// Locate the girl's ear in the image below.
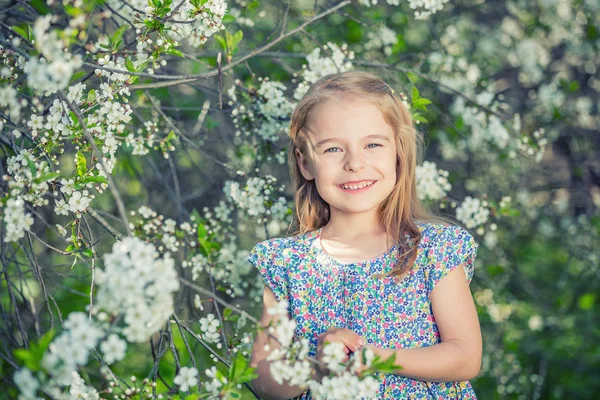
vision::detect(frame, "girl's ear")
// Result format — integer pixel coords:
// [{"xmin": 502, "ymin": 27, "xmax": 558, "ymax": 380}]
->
[{"xmin": 296, "ymin": 148, "xmax": 315, "ymax": 181}]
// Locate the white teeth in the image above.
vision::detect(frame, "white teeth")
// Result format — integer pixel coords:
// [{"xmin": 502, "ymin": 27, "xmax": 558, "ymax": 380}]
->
[{"xmin": 340, "ymin": 181, "xmax": 374, "ymax": 190}]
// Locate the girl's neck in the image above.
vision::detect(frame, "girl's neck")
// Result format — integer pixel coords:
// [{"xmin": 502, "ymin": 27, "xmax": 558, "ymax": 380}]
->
[{"xmin": 323, "ymin": 211, "xmax": 386, "ymax": 242}]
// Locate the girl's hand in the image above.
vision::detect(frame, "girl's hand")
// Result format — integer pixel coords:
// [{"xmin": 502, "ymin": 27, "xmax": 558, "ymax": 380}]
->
[{"xmin": 314, "ymin": 327, "xmax": 365, "ymax": 380}]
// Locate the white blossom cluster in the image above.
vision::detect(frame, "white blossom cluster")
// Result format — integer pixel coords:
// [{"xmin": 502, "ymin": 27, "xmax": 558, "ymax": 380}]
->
[
  {"xmin": 474, "ymin": 288, "xmax": 514, "ymax": 325},
  {"xmin": 131, "ymin": 203, "xmax": 254, "ymax": 299},
  {"xmin": 204, "ymin": 365, "xmax": 229, "ymax": 395},
  {"xmin": 512, "ymin": 39, "xmax": 550, "ymax": 85},
  {"xmin": 183, "ymin": 240, "xmax": 254, "ymax": 297},
  {"xmin": 165, "ymin": 1, "xmax": 227, "ymax": 47},
  {"xmin": 260, "ymin": 300, "xmax": 310, "ymax": 386},
  {"xmin": 223, "ymin": 175, "xmax": 289, "ymax": 224},
  {"xmin": 0, "ymin": 80, "xmax": 25, "ymax": 122},
  {"xmin": 174, "ymin": 366, "xmax": 199, "ymax": 391},
  {"xmin": 229, "ymin": 78, "xmax": 297, "ymax": 143},
  {"xmin": 229, "ymin": 7, "xmax": 255, "ymax": 28},
  {"xmin": 2, "ymin": 197, "xmax": 34, "ymax": 242},
  {"xmin": 12, "ymin": 368, "xmax": 39, "ymax": 400},
  {"xmin": 358, "ymin": 0, "xmax": 449, "ymax": 20},
  {"xmin": 255, "ymin": 78, "xmax": 296, "ymax": 142},
  {"xmin": 293, "ymin": 42, "xmax": 355, "ymax": 100},
  {"xmin": 415, "ymin": 161, "xmax": 451, "ymax": 201},
  {"xmin": 263, "ymin": 301, "xmax": 380, "ymax": 398},
  {"xmin": 42, "ymin": 312, "xmax": 105, "ymax": 385},
  {"xmin": 99, "ymin": 334, "xmax": 128, "ymax": 364},
  {"xmin": 23, "ymin": 16, "xmax": 82, "ymax": 96},
  {"xmin": 54, "ymin": 182, "xmax": 95, "ymax": 217},
  {"xmin": 68, "ymin": 371, "xmax": 100, "ymax": 400},
  {"xmin": 96, "ymin": 237, "xmax": 180, "ymax": 343},
  {"xmin": 6, "ymin": 149, "xmax": 53, "ymax": 206},
  {"xmin": 321, "ymin": 342, "xmax": 347, "ymax": 374},
  {"xmin": 451, "ymin": 95, "xmax": 511, "ymax": 152},
  {"xmin": 516, "ymin": 128, "xmax": 548, "ymax": 163},
  {"xmin": 364, "ymin": 24, "xmax": 398, "ymax": 56},
  {"xmin": 131, "ymin": 206, "xmax": 188, "ymax": 253},
  {"xmin": 455, "ymin": 196, "xmax": 490, "ymax": 230},
  {"xmin": 199, "ymin": 313, "xmax": 221, "ymax": 343},
  {"xmin": 310, "ymin": 370, "xmax": 380, "ymax": 400}
]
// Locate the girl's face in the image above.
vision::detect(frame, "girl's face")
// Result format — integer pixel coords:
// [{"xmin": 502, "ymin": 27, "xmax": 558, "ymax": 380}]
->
[{"xmin": 296, "ymin": 94, "xmax": 399, "ymax": 218}]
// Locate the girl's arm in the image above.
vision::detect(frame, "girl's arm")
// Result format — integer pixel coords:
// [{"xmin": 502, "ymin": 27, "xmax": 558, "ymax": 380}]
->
[
  {"xmin": 249, "ymin": 285, "xmax": 308, "ymax": 400},
  {"xmin": 366, "ymin": 265, "xmax": 482, "ymax": 382}
]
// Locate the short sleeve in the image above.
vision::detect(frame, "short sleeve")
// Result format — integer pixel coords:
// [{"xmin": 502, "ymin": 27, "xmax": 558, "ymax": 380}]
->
[
  {"xmin": 247, "ymin": 240, "xmax": 288, "ymax": 303},
  {"xmin": 425, "ymin": 225, "xmax": 479, "ymax": 294}
]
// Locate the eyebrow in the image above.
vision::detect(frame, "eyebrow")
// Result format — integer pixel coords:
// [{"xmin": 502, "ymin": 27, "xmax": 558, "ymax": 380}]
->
[{"xmin": 314, "ymin": 134, "xmax": 391, "ymax": 149}]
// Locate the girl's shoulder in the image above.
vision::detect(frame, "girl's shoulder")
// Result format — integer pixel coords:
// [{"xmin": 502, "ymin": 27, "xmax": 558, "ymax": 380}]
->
[
  {"xmin": 417, "ymin": 221, "xmax": 477, "ymax": 249},
  {"xmin": 247, "ymin": 229, "xmax": 318, "ymax": 265},
  {"xmin": 415, "ymin": 221, "xmax": 479, "ymax": 288},
  {"xmin": 246, "ymin": 230, "xmax": 318, "ymax": 303}
]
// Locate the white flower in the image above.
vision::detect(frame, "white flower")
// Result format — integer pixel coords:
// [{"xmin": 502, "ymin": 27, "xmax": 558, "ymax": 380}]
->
[
  {"xmin": 174, "ymin": 366, "xmax": 199, "ymax": 392},
  {"xmin": 528, "ymin": 315, "xmax": 543, "ymax": 331},
  {"xmin": 416, "ymin": 161, "xmax": 451, "ymax": 201},
  {"xmin": 100, "ymin": 334, "xmax": 127, "ymax": 364},
  {"xmin": 322, "ymin": 342, "xmax": 347, "ymax": 373},
  {"xmin": 267, "ymin": 300, "xmax": 289, "ymax": 316},
  {"xmin": 68, "ymin": 190, "xmax": 92, "ymax": 212},
  {"xmin": 455, "ymin": 196, "xmax": 490, "ymax": 229},
  {"xmin": 13, "ymin": 368, "xmax": 39, "ymax": 399},
  {"xmin": 97, "ymin": 237, "xmax": 179, "ymax": 343},
  {"xmin": 69, "ymin": 371, "xmax": 100, "ymax": 400},
  {"xmin": 54, "ymin": 199, "xmax": 69, "ymax": 216},
  {"xmin": 3, "ymin": 197, "xmax": 34, "ymax": 242},
  {"xmin": 199, "ymin": 313, "xmax": 221, "ymax": 343},
  {"xmin": 60, "ymin": 178, "xmax": 75, "ymax": 195}
]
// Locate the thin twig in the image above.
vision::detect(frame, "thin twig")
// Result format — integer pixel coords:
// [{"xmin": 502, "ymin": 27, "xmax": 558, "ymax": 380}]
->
[
  {"xmin": 61, "ymin": 93, "xmax": 132, "ymax": 237},
  {"xmin": 126, "ymin": 0, "xmax": 352, "ymax": 90}
]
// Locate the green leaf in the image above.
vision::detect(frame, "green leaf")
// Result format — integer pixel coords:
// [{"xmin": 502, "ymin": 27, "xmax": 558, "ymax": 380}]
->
[
  {"xmin": 33, "ymin": 172, "xmax": 60, "ymax": 184},
  {"xmin": 87, "ymin": 89, "xmax": 96, "ymax": 104},
  {"xmin": 11, "ymin": 26, "xmax": 28, "ymax": 40},
  {"xmin": 231, "ymin": 30, "xmax": 243, "ymax": 55},
  {"xmin": 70, "ymin": 71, "xmax": 87, "ymax": 85},
  {"xmin": 26, "ymin": 157, "xmax": 37, "ymax": 176},
  {"xmin": 125, "ymin": 58, "xmax": 136, "ymax": 72},
  {"xmin": 81, "ymin": 249, "xmax": 94, "ymax": 258},
  {"xmin": 214, "ymin": 35, "xmax": 227, "ymax": 51},
  {"xmin": 225, "ymin": 30, "xmax": 233, "ymax": 50},
  {"xmin": 13, "ymin": 330, "xmax": 55, "ymax": 371},
  {"xmin": 197, "ymin": 223, "xmax": 207, "ymax": 240},
  {"xmin": 413, "ymin": 98, "xmax": 431, "ymax": 107},
  {"xmin": 30, "ymin": 0, "xmax": 51, "ymax": 15},
  {"xmin": 412, "ymin": 86, "xmax": 420, "ymax": 101},
  {"xmin": 578, "ymin": 293, "xmax": 595, "ymax": 310},
  {"xmin": 166, "ymin": 48, "xmax": 185, "ymax": 58},
  {"xmin": 413, "ymin": 114, "xmax": 428, "ymax": 123},
  {"xmin": 406, "ymin": 72, "xmax": 419, "ymax": 84},
  {"xmin": 76, "ymin": 151, "xmax": 87, "ymax": 177},
  {"xmin": 222, "ymin": 15, "xmax": 235, "ymax": 24}
]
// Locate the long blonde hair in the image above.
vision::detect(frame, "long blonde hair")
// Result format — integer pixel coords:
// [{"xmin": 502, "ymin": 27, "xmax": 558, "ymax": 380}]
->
[{"xmin": 287, "ymin": 70, "xmax": 452, "ymax": 279}]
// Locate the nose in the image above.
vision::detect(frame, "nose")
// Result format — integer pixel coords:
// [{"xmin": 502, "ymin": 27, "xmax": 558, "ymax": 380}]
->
[{"xmin": 344, "ymin": 149, "xmax": 365, "ymax": 173}]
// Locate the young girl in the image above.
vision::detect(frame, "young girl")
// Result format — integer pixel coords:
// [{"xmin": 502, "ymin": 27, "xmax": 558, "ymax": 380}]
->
[{"xmin": 248, "ymin": 70, "xmax": 482, "ymax": 399}]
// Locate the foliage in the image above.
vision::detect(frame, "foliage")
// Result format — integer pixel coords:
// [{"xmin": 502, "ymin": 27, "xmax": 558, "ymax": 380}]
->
[{"xmin": 0, "ymin": 0, "xmax": 598, "ymax": 399}]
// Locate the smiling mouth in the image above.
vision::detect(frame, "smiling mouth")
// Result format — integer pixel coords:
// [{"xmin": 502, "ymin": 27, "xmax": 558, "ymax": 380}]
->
[{"xmin": 339, "ymin": 180, "xmax": 377, "ymax": 190}]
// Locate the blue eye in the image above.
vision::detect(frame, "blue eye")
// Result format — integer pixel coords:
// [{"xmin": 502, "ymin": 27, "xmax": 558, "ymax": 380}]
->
[
  {"xmin": 324, "ymin": 147, "xmax": 341, "ymax": 153},
  {"xmin": 367, "ymin": 143, "xmax": 382, "ymax": 148}
]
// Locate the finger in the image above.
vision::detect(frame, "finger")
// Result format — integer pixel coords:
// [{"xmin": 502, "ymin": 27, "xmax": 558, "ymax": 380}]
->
[{"xmin": 335, "ymin": 331, "xmax": 366, "ymax": 352}]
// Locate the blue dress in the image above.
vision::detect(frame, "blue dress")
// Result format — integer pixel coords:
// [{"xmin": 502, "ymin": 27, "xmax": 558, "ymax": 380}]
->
[{"xmin": 247, "ymin": 222, "xmax": 479, "ymax": 399}]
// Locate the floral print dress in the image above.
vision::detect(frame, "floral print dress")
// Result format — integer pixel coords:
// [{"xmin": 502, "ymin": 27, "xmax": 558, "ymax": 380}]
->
[{"xmin": 247, "ymin": 222, "xmax": 479, "ymax": 399}]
